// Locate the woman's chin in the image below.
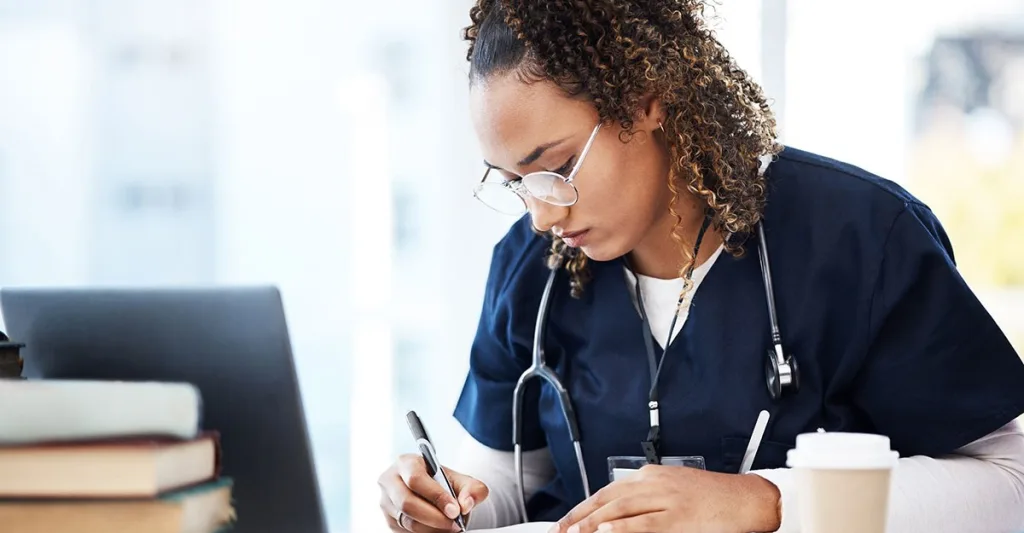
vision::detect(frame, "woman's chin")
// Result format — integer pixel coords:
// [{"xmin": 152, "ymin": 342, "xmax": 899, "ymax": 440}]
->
[{"xmin": 578, "ymin": 241, "xmax": 626, "ymax": 263}]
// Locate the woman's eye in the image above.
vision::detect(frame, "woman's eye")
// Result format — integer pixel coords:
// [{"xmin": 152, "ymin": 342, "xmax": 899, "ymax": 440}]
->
[
  {"xmin": 553, "ymin": 156, "xmax": 575, "ymax": 176},
  {"xmin": 498, "ymin": 171, "xmax": 521, "ymax": 183}
]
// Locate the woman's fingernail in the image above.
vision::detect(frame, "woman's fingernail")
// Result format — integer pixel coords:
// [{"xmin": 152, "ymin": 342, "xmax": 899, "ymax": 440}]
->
[
  {"xmin": 567, "ymin": 525, "xmax": 580, "ymax": 533},
  {"xmin": 452, "ymin": 523, "xmax": 463, "ymax": 532},
  {"xmin": 462, "ymin": 496, "xmax": 475, "ymax": 512},
  {"xmin": 598, "ymin": 524, "xmax": 613, "ymax": 532},
  {"xmin": 444, "ymin": 503, "xmax": 460, "ymax": 519}
]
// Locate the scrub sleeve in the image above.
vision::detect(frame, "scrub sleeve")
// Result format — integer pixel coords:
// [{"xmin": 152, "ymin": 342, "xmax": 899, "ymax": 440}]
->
[
  {"xmin": 852, "ymin": 202, "xmax": 1024, "ymax": 457},
  {"xmin": 454, "ymin": 219, "xmax": 549, "ymax": 453}
]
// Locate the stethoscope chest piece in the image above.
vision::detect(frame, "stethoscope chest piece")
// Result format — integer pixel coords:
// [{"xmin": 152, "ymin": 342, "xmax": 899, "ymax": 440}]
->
[
  {"xmin": 765, "ymin": 346, "xmax": 800, "ymax": 400},
  {"xmin": 756, "ymin": 221, "xmax": 801, "ymax": 401}
]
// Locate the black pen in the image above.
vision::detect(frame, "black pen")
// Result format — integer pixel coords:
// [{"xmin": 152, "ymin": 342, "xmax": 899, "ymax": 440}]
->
[{"xmin": 406, "ymin": 410, "xmax": 467, "ymax": 532}]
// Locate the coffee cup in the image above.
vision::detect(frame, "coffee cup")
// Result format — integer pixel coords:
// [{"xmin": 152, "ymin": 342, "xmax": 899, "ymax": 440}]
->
[{"xmin": 786, "ymin": 432, "xmax": 899, "ymax": 533}]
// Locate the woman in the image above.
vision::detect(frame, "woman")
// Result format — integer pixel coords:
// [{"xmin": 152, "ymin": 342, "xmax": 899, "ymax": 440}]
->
[{"xmin": 378, "ymin": 1, "xmax": 1024, "ymax": 532}]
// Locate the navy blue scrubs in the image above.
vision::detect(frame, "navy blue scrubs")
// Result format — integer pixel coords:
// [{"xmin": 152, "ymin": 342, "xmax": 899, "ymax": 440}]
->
[{"xmin": 453, "ymin": 146, "xmax": 1024, "ymax": 522}]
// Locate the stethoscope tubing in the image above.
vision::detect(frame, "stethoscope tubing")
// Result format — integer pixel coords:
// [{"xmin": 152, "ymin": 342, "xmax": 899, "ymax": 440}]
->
[
  {"xmin": 513, "ymin": 263, "xmax": 591, "ymax": 521},
  {"xmin": 511, "ymin": 221, "xmax": 795, "ymax": 522}
]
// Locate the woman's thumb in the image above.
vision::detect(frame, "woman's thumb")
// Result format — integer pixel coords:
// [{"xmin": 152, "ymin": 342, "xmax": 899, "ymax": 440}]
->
[{"xmin": 445, "ymin": 468, "xmax": 489, "ymax": 514}]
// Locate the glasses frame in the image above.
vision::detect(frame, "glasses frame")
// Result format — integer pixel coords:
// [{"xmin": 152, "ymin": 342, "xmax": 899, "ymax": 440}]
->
[{"xmin": 473, "ymin": 122, "xmax": 603, "ymax": 215}]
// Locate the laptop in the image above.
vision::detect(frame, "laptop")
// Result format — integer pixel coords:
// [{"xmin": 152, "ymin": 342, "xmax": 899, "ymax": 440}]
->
[{"xmin": 0, "ymin": 286, "xmax": 328, "ymax": 533}]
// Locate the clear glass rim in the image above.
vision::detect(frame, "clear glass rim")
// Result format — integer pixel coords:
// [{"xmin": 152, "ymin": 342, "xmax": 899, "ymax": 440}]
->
[
  {"xmin": 473, "ymin": 182, "xmax": 527, "ymax": 215},
  {"xmin": 472, "ymin": 122, "xmax": 599, "ymax": 214},
  {"xmin": 521, "ymin": 171, "xmax": 579, "ymax": 206},
  {"xmin": 472, "ymin": 175, "xmax": 580, "ymax": 215}
]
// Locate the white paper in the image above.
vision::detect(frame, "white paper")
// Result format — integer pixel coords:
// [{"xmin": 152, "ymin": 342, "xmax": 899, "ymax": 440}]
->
[
  {"xmin": 474, "ymin": 523, "xmax": 556, "ymax": 533},
  {"xmin": 611, "ymin": 467, "xmax": 640, "ymax": 481}
]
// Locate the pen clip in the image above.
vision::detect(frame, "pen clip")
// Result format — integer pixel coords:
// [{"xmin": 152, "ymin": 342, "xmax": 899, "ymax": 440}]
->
[
  {"xmin": 419, "ymin": 440, "xmax": 440, "ymax": 477},
  {"xmin": 408, "ymin": 411, "xmax": 442, "ymax": 476}
]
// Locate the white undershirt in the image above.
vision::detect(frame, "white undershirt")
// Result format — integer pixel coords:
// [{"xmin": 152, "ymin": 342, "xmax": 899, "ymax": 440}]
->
[
  {"xmin": 622, "ymin": 244, "xmax": 725, "ymax": 349},
  {"xmin": 450, "ymin": 251, "xmax": 1024, "ymax": 531}
]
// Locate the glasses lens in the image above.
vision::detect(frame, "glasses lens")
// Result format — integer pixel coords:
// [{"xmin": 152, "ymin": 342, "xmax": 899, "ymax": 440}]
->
[
  {"xmin": 474, "ymin": 182, "xmax": 526, "ymax": 215},
  {"xmin": 523, "ymin": 172, "xmax": 578, "ymax": 206}
]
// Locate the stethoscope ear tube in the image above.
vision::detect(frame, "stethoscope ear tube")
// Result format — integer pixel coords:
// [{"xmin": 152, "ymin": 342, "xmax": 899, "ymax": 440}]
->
[
  {"xmin": 756, "ymin": 222, "xmax": 783, "ymax": 352},
  {"xmin": 530, "ymin": 261, "xmax": 560, "ymax": 380}
]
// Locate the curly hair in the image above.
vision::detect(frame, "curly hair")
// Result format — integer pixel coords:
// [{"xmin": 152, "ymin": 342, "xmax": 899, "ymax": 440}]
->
[{"xmin": 464, "ymin": 0, "xmax": 781, "ymax": 298}]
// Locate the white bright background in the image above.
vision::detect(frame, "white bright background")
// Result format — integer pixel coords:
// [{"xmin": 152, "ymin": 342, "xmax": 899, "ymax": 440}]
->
[{"xmin": 1, "ymin": 2, "xmax": 1021, "ymax": 532}]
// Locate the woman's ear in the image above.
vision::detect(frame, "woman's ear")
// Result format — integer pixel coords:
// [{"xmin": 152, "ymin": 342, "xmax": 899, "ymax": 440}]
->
[{"xmin": 636, "ymin": 92, "xmax": 665, "ymax": 132}]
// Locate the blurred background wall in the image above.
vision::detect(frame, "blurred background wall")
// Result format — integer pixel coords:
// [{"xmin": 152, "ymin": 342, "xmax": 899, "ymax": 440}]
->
[{"xmin": 1, "ymin": 1, "xmax": 1021, "ymax": 531}]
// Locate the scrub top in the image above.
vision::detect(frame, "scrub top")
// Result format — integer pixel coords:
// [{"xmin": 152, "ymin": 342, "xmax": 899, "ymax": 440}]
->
[{"xmin": 453, "ymin": 146, "xmax": 1024, "ymax": 522}]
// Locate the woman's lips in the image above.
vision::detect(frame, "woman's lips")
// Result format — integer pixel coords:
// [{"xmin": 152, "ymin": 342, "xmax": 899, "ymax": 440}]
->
[{"xmin": 559, "ymin": 229, "xmax": 590, "ymax": 248}]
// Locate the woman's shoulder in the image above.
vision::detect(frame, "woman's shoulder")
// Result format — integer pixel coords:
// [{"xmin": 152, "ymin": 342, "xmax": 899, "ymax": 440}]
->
[
  {"xmin": 763, "ymin": 146, "xmax": 942, "ymax": 250},
  {"xmin": 766, "ymin": 146, "xmax": 922, "ymax": 215},
  {"xmin": 491, "ymin": 215, "xmax": 549, "ymax": 265},
  {"xmin": 483, "ymin": 215, "xmax": 553, "ymax": 309}
]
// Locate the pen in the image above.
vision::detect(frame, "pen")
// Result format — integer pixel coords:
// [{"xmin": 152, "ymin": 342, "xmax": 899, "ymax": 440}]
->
[
  {"xmin": 406, "ymin": 410, "xmax": 467, "ymax": 532},
  {"xmin": 739, "ymin": 410, "xmax": 770, "ymax": 474}
]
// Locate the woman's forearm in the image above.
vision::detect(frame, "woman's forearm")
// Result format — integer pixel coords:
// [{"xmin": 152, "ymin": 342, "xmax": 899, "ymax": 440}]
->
[
  {"xmin": 451, "ymin": 420, "xmax": 1024, "ymax": 532},
  {"xmin": 451, "ymin": 433, "xmax": 556, "ymax": 529},
  {"xmin": 753, "ymin": 420, "xmax": 1024, "ymax": 533}
]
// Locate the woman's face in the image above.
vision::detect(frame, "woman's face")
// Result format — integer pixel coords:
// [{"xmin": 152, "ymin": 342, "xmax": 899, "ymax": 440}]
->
[{"xmin": 469, "ymin": 73, "xmax": 674, "ymax": 262}]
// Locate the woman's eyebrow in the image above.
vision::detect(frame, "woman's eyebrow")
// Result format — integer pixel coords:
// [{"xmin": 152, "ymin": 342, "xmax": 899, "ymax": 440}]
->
[
  {"xmin": 482, "ymin": 135, "xmax": 572, "ymax": 172},
  {"xmin": 516, "ymin": 136, "xmax": 570, "ymax": 167}
]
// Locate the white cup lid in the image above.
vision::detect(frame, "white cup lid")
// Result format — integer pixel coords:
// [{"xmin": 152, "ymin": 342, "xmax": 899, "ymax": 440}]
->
[{"xmin": 787, "ymin": 432, "xmax": 899, "ymax": 470}]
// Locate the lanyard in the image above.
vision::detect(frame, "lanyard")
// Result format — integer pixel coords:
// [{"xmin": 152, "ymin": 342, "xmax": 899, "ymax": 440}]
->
[{"xmin": 630, "ymin": 212, "xmax": 712, "ymax": 464}]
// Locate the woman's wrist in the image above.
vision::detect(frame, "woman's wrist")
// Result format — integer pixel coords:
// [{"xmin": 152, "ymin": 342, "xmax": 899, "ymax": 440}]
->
[{"xmin": 739, "ymin": 473, "xmax": 782, "ymax": 532}]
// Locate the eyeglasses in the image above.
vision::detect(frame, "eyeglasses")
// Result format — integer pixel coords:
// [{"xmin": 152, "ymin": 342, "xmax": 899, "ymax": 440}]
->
[{"xmin": 473, "ymin": 123, "xmax": 602, "ymax": 216}]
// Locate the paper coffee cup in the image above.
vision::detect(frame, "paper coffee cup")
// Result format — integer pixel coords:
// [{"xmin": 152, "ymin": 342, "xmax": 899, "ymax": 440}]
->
[{"xmin": 787, "ymin": 433, "xmax": 899, "ymax": 533}]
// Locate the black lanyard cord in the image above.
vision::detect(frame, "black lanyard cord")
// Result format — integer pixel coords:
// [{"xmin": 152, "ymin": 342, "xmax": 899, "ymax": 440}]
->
[{"xmin": 630, "ymin": 211, "xmax": 713, "ymax": 462}]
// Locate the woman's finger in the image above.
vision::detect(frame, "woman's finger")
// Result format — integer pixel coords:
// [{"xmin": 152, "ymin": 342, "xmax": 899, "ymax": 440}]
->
[
  {"xmin": 381, "ymin": 489, "xmax": 459, "ymax": 533},
  {"xmin": 445, "ymin": 467, "xmax": 489, "ymax": 514},
  {"xmin": 553, "ymin": 482, "xmax": 632, "ymax": 532},
  {"xmin": 379, "ymin": 493, "xmax": 409, "ymax": 532},
  {"xmin": 379, "ymin": 492, "xmax": 409, "ymax": 532},
  {"xmin": 568, "ymin": 495, "xmax": 663, "ymax": 533},
  {"xmin": 592, "ymin": 510, "xmax": 668, "ymax": 533},
  {"xmin": 386, "ymin": 514, "xmax": 450, "ymax": 533},
  {"xmin": 397, "ymin": 455, "xmax": 463, "ymax": 521},
  {"xmin": 382, "ymin": 471, "xmax": 459, "ymax": 531}
]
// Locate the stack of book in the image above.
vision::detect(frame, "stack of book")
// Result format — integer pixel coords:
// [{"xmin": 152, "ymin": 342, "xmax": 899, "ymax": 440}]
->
[
  {"xmin": 0, "ymin": 379, "xmax": 235, "ymax": 533},
  {"xmin": 0, "ymin": 330, "xmax": 24, "ymax": 378}
]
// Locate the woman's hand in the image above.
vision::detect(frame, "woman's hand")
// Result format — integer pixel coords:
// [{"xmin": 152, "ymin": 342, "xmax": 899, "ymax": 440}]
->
[
  {"xmin": 378, "ymin": 453, "xmax": 490, "ymax": 532},
  {"xmin": 549, "ymin": 464, "xmax": 781, "ymax": 533}
]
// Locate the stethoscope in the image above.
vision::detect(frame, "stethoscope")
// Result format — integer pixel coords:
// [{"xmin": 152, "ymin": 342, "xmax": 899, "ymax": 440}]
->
[{"xmin": 511, "ymin": 219, "xmax": 800, "ymax": 522}]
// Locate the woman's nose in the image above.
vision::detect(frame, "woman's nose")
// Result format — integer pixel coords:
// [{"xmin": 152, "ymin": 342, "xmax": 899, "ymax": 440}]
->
[{"xmin": 526, "ymin": 196, "xmax": 568, "ymax": 233}]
